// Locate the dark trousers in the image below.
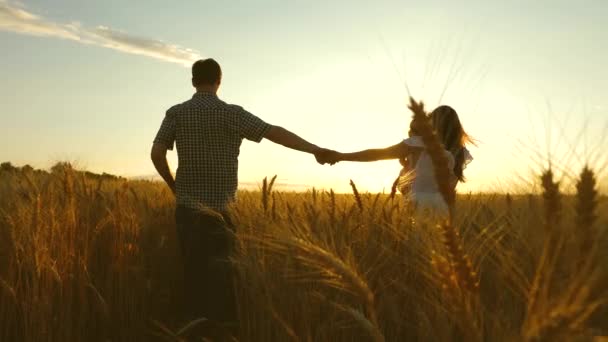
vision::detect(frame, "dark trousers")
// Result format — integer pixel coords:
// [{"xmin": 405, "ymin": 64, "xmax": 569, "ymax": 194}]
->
[{"xmin": 175, "ymin": 206, "xmax": 237, "ymax": 324}]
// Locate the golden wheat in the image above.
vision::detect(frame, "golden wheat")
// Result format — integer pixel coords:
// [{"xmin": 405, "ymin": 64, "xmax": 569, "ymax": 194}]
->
[
  {"xmin": 0, "ymin": 162, "xmax": 605, "ymax": 341},
  {"xmin": 576, "ymin": 166, "xmax": 599, "ymax": 255}
]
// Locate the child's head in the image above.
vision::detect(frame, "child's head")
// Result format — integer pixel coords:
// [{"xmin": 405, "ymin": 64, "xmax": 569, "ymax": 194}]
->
[
  {"xmin": 429, "ymin": 105, "xmax": 472, "ymax": 182},
  {"xmin": 430, "ymin": 106, "xmax": 468, "ymax": 149}
]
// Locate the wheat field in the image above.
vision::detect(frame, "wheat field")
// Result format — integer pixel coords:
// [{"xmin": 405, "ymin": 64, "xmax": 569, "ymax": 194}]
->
[{"xmin": 0, "ymin": 160, "xmax": 606, "ymax": 342}]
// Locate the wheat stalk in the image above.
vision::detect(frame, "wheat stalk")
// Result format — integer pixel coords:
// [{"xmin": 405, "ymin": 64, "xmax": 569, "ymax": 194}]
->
[
  {"xmin": 575, "ymin": 166, "xmax": 598, "ymax": 254},
  {"xmin": 406, "ymin": 98, "xmax": 478, "ymax": 294},
  {"xmin": 540, "ymin": 169, "xmax": 561, "ymax": 232},
  {"xmin": 350, "ymin": 179, "xmax": 364, "ymax": 212},
  {"xmin": 439, "ymin": 223, "xmax": 479, "ymax": 292},
  {"xmin": 407, "ymin": 97, "xmax": 455, "ymax": 212},
  {"xmin": 262, "ymin": 176, "xmax": 269, "ymax": 212},
  {"xmin": 341, "ymin": 305, "xmax": 386, "ymax": 342},
  {"xmin": 251, "ymin": 235, "xmax": 381, "ymax": 334}
]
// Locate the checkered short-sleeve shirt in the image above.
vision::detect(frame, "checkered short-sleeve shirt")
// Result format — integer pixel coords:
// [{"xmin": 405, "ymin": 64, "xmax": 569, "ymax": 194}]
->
[{"xmin": 154, "ymin": 92, "xmax": 271, "ymax": 211}]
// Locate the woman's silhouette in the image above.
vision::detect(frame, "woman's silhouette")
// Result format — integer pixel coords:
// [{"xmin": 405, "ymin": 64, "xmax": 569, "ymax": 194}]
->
[{"xmin": 324, "ymin": 105, "xmax": 473, "ymax": 214}]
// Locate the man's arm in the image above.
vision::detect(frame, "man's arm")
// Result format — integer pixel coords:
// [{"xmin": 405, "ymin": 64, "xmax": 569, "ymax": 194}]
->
[
  {"xmin": 233, "ymin": 106, "xmax": 333, "ymax": 163},
  {"xmin": 263, "ymin": 125, "xmax": 321, "ymax": 154},
  {"xmin": 150, "ymin": 143, "xmax": 176, "ymax": 194}
]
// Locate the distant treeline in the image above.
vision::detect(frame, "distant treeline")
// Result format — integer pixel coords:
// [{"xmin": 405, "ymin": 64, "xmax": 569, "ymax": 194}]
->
[{"xmin": 0, "ymin": 161, "xmax": 124, "ymax": 181}]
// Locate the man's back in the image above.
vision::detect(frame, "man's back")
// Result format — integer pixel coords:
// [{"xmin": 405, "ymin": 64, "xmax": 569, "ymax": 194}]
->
[
  {"xmin": 150, "ymin": 58, "xmax": 326, "ymax": 332},
  {"xmin": 154, "ymin": 92, "xmax": 270, "ymax": 211}
]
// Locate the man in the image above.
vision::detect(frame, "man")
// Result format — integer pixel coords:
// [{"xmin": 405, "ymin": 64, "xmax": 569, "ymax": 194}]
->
[{"xmin": 150, "ymin": 58, "xmax": 330, "ymax": 333}]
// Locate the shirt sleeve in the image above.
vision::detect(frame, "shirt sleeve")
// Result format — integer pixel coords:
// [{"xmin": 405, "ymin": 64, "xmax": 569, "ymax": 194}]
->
[
  {"xmin": 403, "ymin": 136, "xmax": 425, "ymax": 147},
  {"xmin": 233, "ymin": 105, "xmax": 271, "ymax": 143},
  {"xmin": 153, "ymin": 107, "xmax": 177, "ymax": 150}
]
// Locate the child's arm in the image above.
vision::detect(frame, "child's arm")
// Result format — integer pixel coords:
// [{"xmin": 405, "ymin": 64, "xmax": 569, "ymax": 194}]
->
[{"xmin": 337, "ymin": 142, "xmax": 411, "ymax": 162}]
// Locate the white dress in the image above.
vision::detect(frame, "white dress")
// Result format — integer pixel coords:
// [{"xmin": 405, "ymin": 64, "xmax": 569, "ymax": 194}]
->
[{"xmin": 397, "ymin": 136, "xmax": 473, "ymax": 215}]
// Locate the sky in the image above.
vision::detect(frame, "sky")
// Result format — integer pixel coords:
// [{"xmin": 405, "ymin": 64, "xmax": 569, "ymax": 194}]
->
[{"xmin": 1, "ymin": 0, "xmax": 607, "ymax": 193}]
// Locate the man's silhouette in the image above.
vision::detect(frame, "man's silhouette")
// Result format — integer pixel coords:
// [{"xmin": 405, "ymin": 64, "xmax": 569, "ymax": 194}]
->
[{"xmin": 151, "ymin": 58, "xmax": 329, "ymax": 331}]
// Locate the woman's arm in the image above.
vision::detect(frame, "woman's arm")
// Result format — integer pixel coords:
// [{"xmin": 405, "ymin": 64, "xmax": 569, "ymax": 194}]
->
[{"xmin": 337, "ymin": 142, "xmax": 410, "ymax": 162}]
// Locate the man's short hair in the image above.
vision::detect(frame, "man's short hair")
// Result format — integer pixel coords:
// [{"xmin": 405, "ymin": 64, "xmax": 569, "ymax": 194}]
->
[{"xmin": 192, "ymin": 59, "xmax": 222, "ymax": 86}]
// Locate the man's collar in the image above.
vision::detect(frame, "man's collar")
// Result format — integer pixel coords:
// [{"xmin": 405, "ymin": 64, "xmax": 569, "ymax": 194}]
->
[{"xmin": 193, "ymin": 91, "xmax": 217, "ymax": 98}]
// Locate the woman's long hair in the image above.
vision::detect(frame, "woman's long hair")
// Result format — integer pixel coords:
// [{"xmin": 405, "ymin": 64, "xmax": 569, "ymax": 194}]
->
[{"xmin": 429, "ymin": 105, "xmax": 473, "ymax": 182}]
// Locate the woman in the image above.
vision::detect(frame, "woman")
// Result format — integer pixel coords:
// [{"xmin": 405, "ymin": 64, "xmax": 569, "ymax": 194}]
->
[{"xmin": 324, "ymin": 105, "xmax": 473, "ymax": 214}]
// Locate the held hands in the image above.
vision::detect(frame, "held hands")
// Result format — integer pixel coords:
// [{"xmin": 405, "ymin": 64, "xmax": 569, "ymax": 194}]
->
[{"xmin": 314, "ymin": 148, "xmax": 342, "ymax": 165}]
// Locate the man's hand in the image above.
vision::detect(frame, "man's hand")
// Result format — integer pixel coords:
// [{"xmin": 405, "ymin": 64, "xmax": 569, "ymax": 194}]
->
[
  {"xmin": 314, "ymin": 148, "xmax": 341, "ymax": 165},
  {"xmin": 151, "ymin": 143, "xmax": 177, "ymax": 196}
]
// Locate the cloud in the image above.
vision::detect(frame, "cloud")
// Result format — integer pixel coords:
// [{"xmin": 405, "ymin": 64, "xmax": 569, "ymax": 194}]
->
[
  {"xmin": 89, "ymin": 26, "xmax": 201, "ymax": 66},
  {"xmin": 0, "ymin": 0, "xmax": 201, "ymax": 66}
]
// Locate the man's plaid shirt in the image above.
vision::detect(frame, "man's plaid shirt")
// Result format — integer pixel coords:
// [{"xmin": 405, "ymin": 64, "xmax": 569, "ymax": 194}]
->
[{"xmin": 154, "ymin": 92, "xmax": 271, "ymax": 211}]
